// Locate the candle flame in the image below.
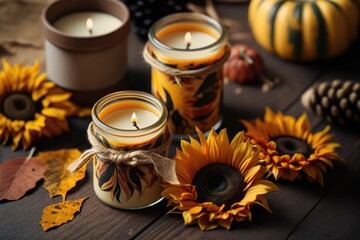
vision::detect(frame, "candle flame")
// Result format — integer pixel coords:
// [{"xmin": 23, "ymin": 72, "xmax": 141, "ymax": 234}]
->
[
  {"xmin": 86, "ymin": 18, "xmax": 93, "ymax": 33},
  {"xmin": 131, "ymin": 112, "xmax": 137, "ymax": 123},
  {"xmin": 185, "ymin": 32, "xmax": 192, "ymax": 45},
  {"xmin": 131, "ymin": 112, "xmax": 140, "ymax": 129}
]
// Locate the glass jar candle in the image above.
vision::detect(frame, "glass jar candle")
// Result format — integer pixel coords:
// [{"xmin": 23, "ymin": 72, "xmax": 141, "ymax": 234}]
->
[
  {"xmin": 147, "ymin": 13, "xmax": 228, "ymax": 137},
  {"xmin": 91, "ymin": 91, "xmax": 169, "ymax": 209}
]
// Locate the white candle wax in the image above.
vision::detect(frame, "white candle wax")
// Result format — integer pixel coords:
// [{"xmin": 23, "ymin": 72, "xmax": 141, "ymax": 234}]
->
[
  {"xmin": 161, "ymin": 31, "xmax": 216, "ymax": 49},
  {"xmin": 154, "ymin": 22, "xmax": 222, "ymax": 61},
  {"xmin": 53, "ymin": 11, "xmax": 122, "ymax": 37},
  {"xmin": 102, "ymin": 109, "xmax": 159, "ymax": 130}
]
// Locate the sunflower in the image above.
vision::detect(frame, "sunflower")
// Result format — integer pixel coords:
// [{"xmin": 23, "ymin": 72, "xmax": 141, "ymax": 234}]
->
[
  {"xmin": 162, "ymin": 127, "xmax": 278, "ymax": 230},
  {"xmin": 241, "ymin": 107, "xmax": 341, "ymax": 186},
  {"xmin": 0, "ymin": 59, "xmax": 82, "ymax": 150}
]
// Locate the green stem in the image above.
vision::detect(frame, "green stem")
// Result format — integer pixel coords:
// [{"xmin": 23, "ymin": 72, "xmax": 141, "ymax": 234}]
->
[{"xmin": 239, "ymin": 48, "xmax": 254, "ymax": 65}]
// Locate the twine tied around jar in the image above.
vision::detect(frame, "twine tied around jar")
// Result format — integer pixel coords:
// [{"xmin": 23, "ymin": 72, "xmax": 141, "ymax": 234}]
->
[
  {"xmin": 143, "ymin": 42, "xmax": 231, "ymax": 86},
  {"xmin": 68, "ymin": 122, "xmax": 179, "ymax": 185}
]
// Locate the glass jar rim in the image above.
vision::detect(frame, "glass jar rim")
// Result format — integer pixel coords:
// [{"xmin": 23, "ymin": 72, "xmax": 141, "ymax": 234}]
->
[
  {"xmin": 148, "ymin": 12, "xmax": 227, "ymax": 52},
  {"xmin": 92, "ymin": 91, "xmax": 168, "ymax": 138}
]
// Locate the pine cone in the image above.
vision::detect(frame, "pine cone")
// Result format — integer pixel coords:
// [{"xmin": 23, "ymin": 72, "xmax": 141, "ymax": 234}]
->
[{"xmin": 301, "ymin": 79, "xmax": 360, "ymax": 125}]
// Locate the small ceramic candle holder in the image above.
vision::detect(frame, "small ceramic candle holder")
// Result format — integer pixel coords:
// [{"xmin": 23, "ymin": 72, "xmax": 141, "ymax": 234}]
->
[
  {"xmin": 42, "ymin": 0, "xmax": 130, "ymax": 106},
  {"xmin": 145, "ymin": 13, "xmax": 229, "ymax": 138},
  {"xmin": 91, "ymin": 91, "xmax": 170, "ymax": 209}
]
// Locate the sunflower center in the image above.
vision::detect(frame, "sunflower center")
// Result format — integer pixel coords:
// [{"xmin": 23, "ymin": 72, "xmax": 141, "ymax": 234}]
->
[
  {"xmin": 3, "ymin": 93, "xmax": 37, "ymax": 120},
  {"xmin": 272, "ymin": 136, "xmax": 310, "ymax": 156},
  {"xmin": 192, "ymin": 163, "xmax": 244, "ymax": 207}
]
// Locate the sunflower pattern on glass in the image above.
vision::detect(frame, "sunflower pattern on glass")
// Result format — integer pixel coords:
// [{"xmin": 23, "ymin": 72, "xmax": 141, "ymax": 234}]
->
[
  {"xmin": 94, "ymin": 161, "xmax": 158, "ymax": 202},
  {"xmin": 0, "ymin": 59, "xmax": 82, "ymax": 150},
  {"xmin": 152, "ymin": 69, "xmax": 223, "ymax": 135},
  {"xmin": 94, "ymin": 129, "xmax": 169, "ymax": 203},
  {"xmin": 241, "ymin": 107, "xmax": 342, "ymax": 186},
  {"xmin": 162, "ymin": 127, "xmax": 278, "ymax": 230}
]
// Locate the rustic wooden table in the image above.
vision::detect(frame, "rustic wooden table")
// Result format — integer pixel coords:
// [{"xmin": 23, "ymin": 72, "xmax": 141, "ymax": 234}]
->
[{"xmin": 1, "ymin": 1, "xmax": 359, "ymax": 240}]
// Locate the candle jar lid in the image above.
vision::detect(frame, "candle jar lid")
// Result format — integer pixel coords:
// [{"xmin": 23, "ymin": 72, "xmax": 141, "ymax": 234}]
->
[{"xmin": 42, "ymin": 0, "xmax": 130, "ymax": 51}]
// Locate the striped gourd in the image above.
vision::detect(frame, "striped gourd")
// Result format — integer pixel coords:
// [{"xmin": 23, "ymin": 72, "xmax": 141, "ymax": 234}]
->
[{"xmin": 248, "ymin": 0, "xmax": 360, "ymax": 61}]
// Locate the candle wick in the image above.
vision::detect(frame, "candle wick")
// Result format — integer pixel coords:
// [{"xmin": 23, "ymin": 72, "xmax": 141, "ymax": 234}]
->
[
  {"xmin": 132, "ymin": 121, "xmax": 140, "ymax": 130},
  {"xmin": 186, "ymin": 43, "xmax": 191, "ymax": 50},
  {"xmin": 89, "ymin": 29, "xmax": 92, "ymax": 35}
]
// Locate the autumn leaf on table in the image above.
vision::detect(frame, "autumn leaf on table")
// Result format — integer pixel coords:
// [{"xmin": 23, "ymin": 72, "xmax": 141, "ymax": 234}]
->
[
  {"xmin": 0, "ymin": 155, "xmax": 45, "ymax": 201},
  {"xmin": 37, "ymin": 149, "xmax": 87, "ymax": 200},
  {"xmin": 40, "ymin": 197, "xmax": 88, "ymax": 231}
]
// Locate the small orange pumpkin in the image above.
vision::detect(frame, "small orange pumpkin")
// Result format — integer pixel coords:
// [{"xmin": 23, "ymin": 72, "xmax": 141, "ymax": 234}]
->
[{"xmin": 223, "ymin": 44, "xmax": 264, "ymax": 84}]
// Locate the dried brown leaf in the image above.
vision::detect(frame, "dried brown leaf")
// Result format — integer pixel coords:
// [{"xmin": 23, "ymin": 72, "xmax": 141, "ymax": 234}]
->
[
  {"xmin": 0, "ymin": 156, "xmax": 45, "ymax": 201},
  {"xmin": 40, "ymin": 197, "xmax": 89, "ymax": 231},
  {"xmin": 37, "ymin": 149, "xmax": 87, "ymax": 200}
]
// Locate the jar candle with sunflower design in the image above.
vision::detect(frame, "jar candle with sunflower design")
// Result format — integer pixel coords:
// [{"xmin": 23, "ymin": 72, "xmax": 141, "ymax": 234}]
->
[
  {"xmin": 91, "ymin": 91, "xmax": 170, "ymax": 209},
  {"xmin": 146, "ymin": 13, "xmax": 228, "ymax": 137}
]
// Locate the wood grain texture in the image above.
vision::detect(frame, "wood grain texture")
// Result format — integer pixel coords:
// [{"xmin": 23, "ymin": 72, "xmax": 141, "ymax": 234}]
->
[
  {"xmin": 288, "ymin": 135, "xmax": 360, "ymax": 240},
  {"xmin": 1, "ymin": 1, "xmax": 360, "ymax": 240}
]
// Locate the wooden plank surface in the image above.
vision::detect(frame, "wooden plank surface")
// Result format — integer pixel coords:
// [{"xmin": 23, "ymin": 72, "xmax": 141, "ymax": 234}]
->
[
  {"xmin": 1, "ymin": 1, "xmax": 360, "ymax": 240},
  {"xmin": 288, "ymin": 137, "xmax": 360, "ymax": 240}
]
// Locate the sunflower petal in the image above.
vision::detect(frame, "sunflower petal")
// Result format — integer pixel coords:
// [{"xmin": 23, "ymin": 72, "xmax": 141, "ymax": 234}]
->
[
  {"xmin": 198, "ymin": 214, "xmax": 218, "ymax": 230},
  {"xmin": 218, "ymin": 215, "xmax": 233, "ymax": 230},
  {"xmin": 183, "ymin": 211, "xmax": 196, "ymax": 225},
  {"xmin": 41, "ymin": 108, "xmax": 67, "ymax": 119},
  {"xmin": 41, "ymin": 93, "xmax": 72, "ymax": 107}
]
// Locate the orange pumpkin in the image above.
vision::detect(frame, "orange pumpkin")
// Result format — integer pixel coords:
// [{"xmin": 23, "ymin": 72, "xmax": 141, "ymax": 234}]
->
[{"xmin": 223, "ymin": 44, "xmax": 264, "ymax": 84}]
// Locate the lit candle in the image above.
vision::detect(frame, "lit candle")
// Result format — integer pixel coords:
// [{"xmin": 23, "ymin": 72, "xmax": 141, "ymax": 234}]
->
[
  {"xmin": 131, "ymin": 112, "xmax": 140, "ymax": 130},
  {"xmin": 151, "ymin": 19, "xmax": 224, "ymax": 65},
  {"xmin": 184, "ymin": 32, "xmax": 192, "ymax": 49},
  {"xmin": 162, "ymin": 30, "xmax": 215, "ymax": 50},
  {"xmin": 147, "ymin": 13, "xmax": 228, "ymax": 137},
  {"xmin": 42, "ymin": 0, "xmax": 130, "ymax": 106},
  {"xmin": 52, "ymin": 12, "xmax": 122, "ymax": 37},
  {"xmin": 97, "ymin": 99, "xmax": 164, "ymax": 145},
  {"xmin": 91, "ymin": 91, "xmax": 170, "ymax": 209},
  {"xmin": 101, "ymin": 107, "xmax": 158, "ymax": 131},
  {"xmin": 86, "ymin": 18, "xmax": 93, "ymax": 35}
]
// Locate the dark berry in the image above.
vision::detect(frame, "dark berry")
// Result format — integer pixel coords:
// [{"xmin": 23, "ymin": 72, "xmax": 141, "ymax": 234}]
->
[{"xmin": 121, "ymin": 0, "xmax": 190, "ymax": 41}]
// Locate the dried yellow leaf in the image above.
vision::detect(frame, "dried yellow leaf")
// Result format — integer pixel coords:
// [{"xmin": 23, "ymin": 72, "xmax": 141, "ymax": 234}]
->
[
  {"xmin": 40, "ymin": 197, "xmax": 88, "ymax": 231},
  {"xmin": 38, "ymin": 149, "xmax": 87, "ymax": 200}
]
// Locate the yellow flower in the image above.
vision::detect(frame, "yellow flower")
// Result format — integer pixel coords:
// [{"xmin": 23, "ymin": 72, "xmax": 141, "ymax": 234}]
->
[
  {"xmin": 0, "ymin": 59, "xmax": 83, "ymax": 150},
  {"xmin": 241, "ymin": 107, "xmax": 342, "ymax": 186},
  {"xmin": 162, "ymin": 127, "xmax": 278, "ymax": 230}
]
